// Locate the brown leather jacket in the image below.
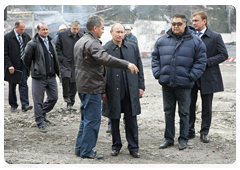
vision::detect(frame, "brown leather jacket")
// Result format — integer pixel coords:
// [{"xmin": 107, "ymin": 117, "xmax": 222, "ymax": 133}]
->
[{"xmin": 74, "ymin": 31, "xmax": 129, "ymax": 94}]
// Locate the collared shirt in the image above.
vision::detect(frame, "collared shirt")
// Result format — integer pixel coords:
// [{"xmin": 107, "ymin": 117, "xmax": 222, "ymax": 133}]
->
[
  {"xmin": 39, "ymin": 36, "xmax": 49, "ymax": 50},
  {"xmin": 197, "ymin": 27, "xmax": 207, "ymax": 38},
  {"xmin": 14, "ymin": 29, "xmax": 23, "ymax": 44}
]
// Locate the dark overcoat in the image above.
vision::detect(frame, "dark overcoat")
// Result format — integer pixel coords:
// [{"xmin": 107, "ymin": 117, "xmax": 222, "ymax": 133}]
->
[
  {"xmin": 102, "ymin": 40, "xmax": 145, "ymax": 119},
  {"xmin": 199, "ymin": 27, "xmax": 228, "ymax": 94},
  {"xmin": 56, "ymin": 28, "xmax": 83, "ymax": 82},
  {"xmin": 4, "ymin": 29, "xmax": 31, "ymax": 75}
]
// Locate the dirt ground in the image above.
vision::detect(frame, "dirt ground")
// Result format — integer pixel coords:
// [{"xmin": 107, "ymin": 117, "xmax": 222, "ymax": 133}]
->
[{"xmin": 3, "ymin": 60, "xmax": 236, "ymax": 167}]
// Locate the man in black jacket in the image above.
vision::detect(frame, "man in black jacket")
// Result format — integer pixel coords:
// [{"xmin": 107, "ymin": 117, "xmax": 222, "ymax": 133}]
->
[
  {"xmin": 189, "ymin": 11, "xmax": 228, "ymax": 143},
  {"xmin": 4, "ymin": 20, "xmax": 33, "ymax": 112},
  {"xmin": 23, "ymin": 22, "xmax": 60, "ymax": 133},
  {"xmin": 56, "ymin": 20, "xmax": 83, "ymax": 109},
  {"xmin": 102, "ymin": 23, "xmax": 145, "ymax": 158}
]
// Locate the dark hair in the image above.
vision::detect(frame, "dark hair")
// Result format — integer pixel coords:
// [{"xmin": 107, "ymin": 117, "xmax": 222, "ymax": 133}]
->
[
  {"xmin": 192, "ymin": 11, "xmax": 208, "ymax": 26},
  {"xmin": 86, "ymin": 15, "xmax": 104, "ymax": 31},
  {"xmin": 15, "ymin": 20, "xmax": 25, "ymax": 27},
  {"xmin": 37, "ymin": 22, "xmax": 47, "ymax": 30},
  {"xmin": 172, "ymin": 13, "xmax": 188, "ymax": 23}
]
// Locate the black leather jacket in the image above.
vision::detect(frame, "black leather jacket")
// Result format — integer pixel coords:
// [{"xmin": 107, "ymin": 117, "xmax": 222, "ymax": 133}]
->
[{"xmin": 23, "ymin": 33, "xmax": 60, "ymax": 79}]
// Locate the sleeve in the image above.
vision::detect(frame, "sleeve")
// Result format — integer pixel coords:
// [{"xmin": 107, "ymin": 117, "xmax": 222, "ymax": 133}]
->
[
  {"xmin": 23, "ymin": 41, "xmax": 34, "ymax": 70},
  {"xmin": 89, "ymin": 41, "xmax": 129, "ymax": 69},
  {"xmin": 4, "ymin": 35, "xmax": 13, "ymax": 69},
  {"xmin": 189, "ymin": 39, "xmax": 207, "ymax": 81},
  {"xmin": 151, "ymin": 39, "xmax": 161, "ymax": 79},
  {"xmin": 135, "ymin": 46, "xmax": 145, "ymax": 90},
  {"xmin": 207, "ymin": 34, "xmax": 229, "ymax": 67}
]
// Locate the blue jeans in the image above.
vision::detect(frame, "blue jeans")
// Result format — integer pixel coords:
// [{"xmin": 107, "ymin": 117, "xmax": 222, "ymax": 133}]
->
[
  {"xmin": 75, "ymin": 93, "xmax": 101, "ymax": 157},
  {"xmin": 162, "ymin": 85, "xmax": 191, "ymax": 144}
]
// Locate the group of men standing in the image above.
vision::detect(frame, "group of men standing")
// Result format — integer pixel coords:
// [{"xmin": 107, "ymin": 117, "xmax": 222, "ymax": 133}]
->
[{"xmin": 4, "ymin": 10, "xmax": 228, "ymax": 160}]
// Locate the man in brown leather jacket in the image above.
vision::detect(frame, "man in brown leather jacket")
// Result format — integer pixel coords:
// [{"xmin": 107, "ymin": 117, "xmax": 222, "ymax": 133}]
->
[{"xmin": 74, "ymin": 15, "xmax": 139, "ymax": 159}]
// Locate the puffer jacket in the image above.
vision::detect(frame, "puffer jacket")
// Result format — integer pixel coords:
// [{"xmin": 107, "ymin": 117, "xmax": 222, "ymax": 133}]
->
[
  {"xmin": 151, "ymin": 26, "xmax": 207, "ymax": 89},
  {"xmin": 74, "ymin": 31, "xmax": 129, "ymax": 94},
  {"xmin": 23, "ymin": 33, "xmax": 60, "ymax": 79}
]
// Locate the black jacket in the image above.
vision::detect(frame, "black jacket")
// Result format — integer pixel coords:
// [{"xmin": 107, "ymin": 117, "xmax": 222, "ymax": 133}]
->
[
  {"xmin": 102, "ymin": 40, "xmax": 145, "ymax": 119},
  {"xmin": 4, "ymin": 29, "xmax": 31, "ymax": 74},
  {"xmin": 56, "ymin": 28, "xmax": 83, "ymax": 82},
  {"xmin": 23, "ymin": 33, "xmax": 60, "ymax": 79},
  {"xmin": 198, "ymin": 27, "xmax": 228, "ymax": 94}
]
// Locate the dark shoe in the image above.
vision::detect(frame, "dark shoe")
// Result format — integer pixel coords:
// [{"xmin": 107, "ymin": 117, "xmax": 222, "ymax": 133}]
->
[
  {"xmin": 178, "ymin": 143, "xmax": 187, "ymax": 150},
  {"xmin": 111, "ymin": 150, "xmax": 120, "ymax": 156},
  {"xmin": 81, "ymin": 153, "xmax": 104, "ymax": 159},
  {"xmin": 106, "ymin": 129, "xmax": 111, "ymax": 133},
  {"xmin": 188, "ymin": 133, "xmax": 196, "ymax": 139},
  {"xmin": 64, "ymin": 98, "xmax": 71, "ymax": 104},
  {"xmin": 39, "ymin": 126, "xmax": 47, "ymax": 133},
  {"xmin": 67, "ymin": 104, "xmax": 73, "ymax": 110},
  {"xmin": 22, "ymin": 105, "xmax": 33, "ymax": 112},
  {"xmin": 200, "ymin": 134, "xmax": 210, "ymax": 143},
  {"xmin": 130, "ymin": 151, "xmax": 140, "ymax": 158},
  {"xmin": 159, "ymin": 141, "xmax": 174, "ymax": 149},
  {"xmin": 76, "ymin": 150, "xmax": 97, "ymax": 157},
  {"xmin": 11, "ymin": 107, "xmax": 17, "ymax": 112},
  {"xmin": 44, "ymin": 117, "xmax": 51, "ymax": 123}
]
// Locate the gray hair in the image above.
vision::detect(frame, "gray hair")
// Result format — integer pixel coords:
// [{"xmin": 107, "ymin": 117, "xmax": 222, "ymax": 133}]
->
[
  {"xmin": 71, "ymin": 20, "xmax": 80, "ymax": 26},
  {"xmin": 172, "ymin": 13, "xmax": 188, "ymax": 23},
  {"xmin": 86, "ymin": 15, "xmax": 104, "ymax": 31}
]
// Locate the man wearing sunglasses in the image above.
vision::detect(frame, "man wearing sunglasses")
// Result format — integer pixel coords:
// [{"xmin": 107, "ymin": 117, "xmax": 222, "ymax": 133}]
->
[
  {"xmin": 189, "ymin": 11, "xmax": 228, "ymax": 143},
  {"xmin": 151, "ymin": 13, "xmax": 207, "ymax": 150}
]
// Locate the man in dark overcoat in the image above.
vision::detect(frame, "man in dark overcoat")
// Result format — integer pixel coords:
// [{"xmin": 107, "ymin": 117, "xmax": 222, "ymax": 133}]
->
[
  {"xmin": 189, "ymin": 11, "xmax": 229, "ymax": 143},
  {"xmin": 102, "ymin": 23, "xmax": 145, "ymax": 158},
  {"xmin": 56, "ymin": 20, "xmax": 83, "ymax": 109},
  {"xmin": 4, "ymin": 20, "xmax": 33, "ymax": 112}
]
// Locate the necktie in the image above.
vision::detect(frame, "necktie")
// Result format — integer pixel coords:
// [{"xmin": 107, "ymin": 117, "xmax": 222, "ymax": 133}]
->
[
  {"xmin": 43, "ymin": 39, "xmax": 49, "ymax": 50},
  {"xmin": 197, "ymin": 32, "xmax": 202, "ymax": 37},
  {"xmin": 18, "ymin": 34, "xmax": 24, "ymax": 60}
]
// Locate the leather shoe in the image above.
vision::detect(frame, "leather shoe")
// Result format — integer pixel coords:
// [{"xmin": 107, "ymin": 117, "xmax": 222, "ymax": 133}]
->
[
  {"xmin": 44, "ymin": 117, "xmax": 51, "ymax": 123},
  {"xmin": 188, "ymin": 133, "xmax": 195, "ymax": 139},
  {"xmin": 39, "ymin": 126, "xmax": 47, "ymax": 133},
  {"xmin": 200, "ymin": 134, "xmax": 210, "ymax": 143},
  {"xmin": 64, "ymin": 98, "xmax": 71, "ymax": 104},
  {"xmin": 178, "ymin": 143, "xmax": 187, "ymax": 150},
  {"xmin": 111, "ymin": 150, "xmax": 120, "ymax": 156},
  {"xmin": 22, "ymin": 105, "xmax": 33, "ymax": 112},
  {"xmin": 81, "ymin": 153, "xmax": 104, "ymax": 159},
  {"xmin": 11, "ymin": 107, "xmax": 17, "ymax": 112},
  {"xmin": 159, "ymin": 141, "xmax": 174, "ymax": 149},
  {"xmin": 130, "ymin": 151, "xmax": 140, "ymax": 158},
  {"xmin": 106, "ymin": 129, "xmax": 111, "ymax": 133}
]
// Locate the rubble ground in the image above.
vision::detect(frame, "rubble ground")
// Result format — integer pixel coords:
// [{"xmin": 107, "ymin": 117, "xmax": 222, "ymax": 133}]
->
[{"xmin": 4, "ymin": 66, "xmax": 236, "ymax": 166}]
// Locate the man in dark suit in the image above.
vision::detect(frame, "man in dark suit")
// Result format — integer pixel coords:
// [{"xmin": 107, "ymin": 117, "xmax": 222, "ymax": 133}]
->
[
  {"xmin": 102, "ymin": 23, "xmax": 145, "ymax": 158},
  {"xmin": 56, "ymin": 20, "xmax": 83, "ymax": 109},
  {"xmin": 189, "ymin": 11, "xmax": 229, "ymax": 143},
  {"xmin": 4, "ymin": 20, "xmax": 33, "ymax": 112}
]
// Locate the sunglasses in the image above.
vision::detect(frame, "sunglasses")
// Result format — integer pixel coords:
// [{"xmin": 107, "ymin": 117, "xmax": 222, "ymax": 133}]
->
[{"xmin": 172, "ymin": 22, "xmax": 183, "ymax": 26}]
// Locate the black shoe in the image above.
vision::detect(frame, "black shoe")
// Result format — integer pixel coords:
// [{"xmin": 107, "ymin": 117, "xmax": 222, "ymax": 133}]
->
[
  {"xmin": 44, "ymin": 117, "xmax": 51, "ymax": 123},
  {"xmin": 178, "ymin": 143, "xmax": 187, "ymax": 150},
  {"xmin": 188, "ymin": 133, "xmax": 196, "ymax": 139},
  {"xmin": 111, "ymin": 150, "xmax": 120, "ymax": 156},
  {"xmin": 106, "ymin": 129, "xmax": 111, "ymax": 133},
  {"xmin": 200, "ymin": 134, "xmax": 210, "ymax": 143},
  {"xmin": 39, "ymin": 126, "xmax": 47, "ymax": 133},
  {"xmin": 159, "ymin": 141, "xmax": 174, "ymax": 149},
  {"xmin": 22, "ymin": 105, "xmax": 33, "ymax": 112},
  {"xmin": 130, "ymin": 151, "xmax": 140, "ymax": 158},
  {"xmin": 64, "ymin": 98, "xmax": 71, "ymax": 104},
  {"xmin": 11, "ymin": 107, "xmax": 17, "ymax": 112},
  {"xmin": 67, "ymin": 104, "xmax": 73, "ymax": 110},
  {"xmin": 81, "ymin": 153, "xmax": 104, "ymax": 159}
]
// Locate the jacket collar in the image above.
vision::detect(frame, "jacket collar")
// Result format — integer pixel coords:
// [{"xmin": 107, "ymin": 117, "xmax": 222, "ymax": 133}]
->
[
  {"xmin": 167, "ymin": 26, "xmax": 192, "ymax": 39},
  {"xmin": 202, "ymin": 26, "xmax": 211, "ymax": 38},
  {"xmin": 67, "ymin": 28, "xmax": 82, "ymax": 38},
  {"xmin": 9, "ymin": 29, "xmax": 27, "ymax": 39},
  {"xmin": 109, "ymin": 39, "xmax": 128, "ymax": 51},
  {"xmin": 86, "ymin": 30, "xmax": 102, "ymax": 44}
]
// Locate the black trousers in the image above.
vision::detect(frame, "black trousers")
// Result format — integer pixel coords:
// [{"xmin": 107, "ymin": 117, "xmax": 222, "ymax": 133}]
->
[
  {"xmin": 8, "ymin": 61, "xmax": 29, "ymax": 110},
  {"xmin": 189, "ymin": 83, "xmax": 213, "ymax": 135},
  {"xmin": 62, "ymin": 77, "xmax": 77, "ymax": 106},
  {"xmin": 110, "ymin": 95, "xmax": 139, "ymax": 152}
]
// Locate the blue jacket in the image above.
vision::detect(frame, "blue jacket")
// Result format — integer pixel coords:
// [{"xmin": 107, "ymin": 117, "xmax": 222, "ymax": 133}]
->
[
  {"xmin": 151, "ymin": 26, "xmax": 207, "ymax": 89},
  {"xmin": 125, "ymin": 33, "xmax": 138, "ymax": 43}
]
